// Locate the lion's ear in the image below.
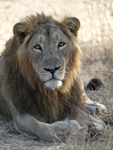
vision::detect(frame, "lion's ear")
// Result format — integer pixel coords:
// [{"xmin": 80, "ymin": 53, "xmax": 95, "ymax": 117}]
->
[
  {"xmin": 13, "ymin": 22, "xmax": 28, "ymax": 43},
  {"xmin": 64, "ymin": 17, "xmax": 80, "ymax": 36}
]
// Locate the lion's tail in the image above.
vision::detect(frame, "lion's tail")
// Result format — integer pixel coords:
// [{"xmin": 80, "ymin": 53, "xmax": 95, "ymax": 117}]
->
[{"xmin": 84, "ymin": 78, "xmax": 103, "ymax": 91}]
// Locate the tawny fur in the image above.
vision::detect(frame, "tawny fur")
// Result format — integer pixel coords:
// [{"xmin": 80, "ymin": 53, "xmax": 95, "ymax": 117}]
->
[
  {"xmin": 0, "ymin": 14, "xmax": 106, "ymax": 141},
  {"xmin": 3, "ymin": 14, "xmax": 82, "ymax": 123}
]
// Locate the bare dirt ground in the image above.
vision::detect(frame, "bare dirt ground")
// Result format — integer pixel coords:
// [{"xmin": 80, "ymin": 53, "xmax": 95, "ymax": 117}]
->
[{"xmin": 0, "ymin": 0, "xmax": 113, "ymax": 149}]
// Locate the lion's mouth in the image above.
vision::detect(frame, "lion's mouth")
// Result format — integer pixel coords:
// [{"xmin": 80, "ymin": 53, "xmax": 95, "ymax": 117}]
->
[{"xmin": 44, "ymin": 77, "xmax": 60, "ymax": 82}]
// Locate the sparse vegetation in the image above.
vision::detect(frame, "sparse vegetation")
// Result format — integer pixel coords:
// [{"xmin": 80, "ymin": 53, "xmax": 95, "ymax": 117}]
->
[{"xmin": 0, "ymin": 0, "xmax": 113, "ymax": 149}]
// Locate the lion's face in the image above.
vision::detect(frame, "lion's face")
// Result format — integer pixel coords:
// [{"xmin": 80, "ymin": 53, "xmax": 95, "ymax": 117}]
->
[
  {"xmin": 27, "ymin": 23, "xmax": 71, "ymax": 89},
  {"xmin": 13, "ymin": 14, "xmax": 81, "ymax": 90}
]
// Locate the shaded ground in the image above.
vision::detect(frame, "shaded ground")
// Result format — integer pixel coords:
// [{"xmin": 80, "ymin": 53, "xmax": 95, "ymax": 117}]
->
[{"xmin": 0, "ymin": 0, "xmax": 113, "ymax": 149}]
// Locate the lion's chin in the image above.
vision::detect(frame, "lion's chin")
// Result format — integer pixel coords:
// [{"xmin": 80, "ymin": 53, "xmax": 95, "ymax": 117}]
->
[{"xmin": 44, "ymin": 79, "xmax": 62, "ymax": 90}]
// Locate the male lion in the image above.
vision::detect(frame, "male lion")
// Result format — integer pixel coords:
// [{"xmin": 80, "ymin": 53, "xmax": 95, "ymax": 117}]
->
[{"xmin": 0, "ymin": 13, "xmax": 107, "ymax": 141}]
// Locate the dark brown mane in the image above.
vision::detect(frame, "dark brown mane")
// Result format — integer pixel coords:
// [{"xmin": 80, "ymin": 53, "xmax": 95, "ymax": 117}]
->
[{"xmin": 3, "ymin": 14, "xmax": 82, "ymax": 123}]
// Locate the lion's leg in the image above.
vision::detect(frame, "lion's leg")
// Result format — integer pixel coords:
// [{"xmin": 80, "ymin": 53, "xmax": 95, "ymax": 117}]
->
[
  {"xmin": 77, "ymin": 75, "xmax": 107, "ymax": 115},
  {"xmin": 14, "ymin": 113, "xmax": 85, "ymax": 141},
  {"xmin": 14, "ymin": 113, "xmax": 75, "ymax": 141}
]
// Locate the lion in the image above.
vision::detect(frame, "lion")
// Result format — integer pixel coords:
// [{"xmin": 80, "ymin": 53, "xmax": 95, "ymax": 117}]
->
[{"xmin": 0, "ymin": 13, "xmax": 107, "ymax": 141}]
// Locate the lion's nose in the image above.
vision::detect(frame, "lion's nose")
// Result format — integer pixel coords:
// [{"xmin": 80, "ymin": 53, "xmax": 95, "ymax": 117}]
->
[{"xmin": 44, "ymin": 66, "xmax": 60, "ymax": 75}]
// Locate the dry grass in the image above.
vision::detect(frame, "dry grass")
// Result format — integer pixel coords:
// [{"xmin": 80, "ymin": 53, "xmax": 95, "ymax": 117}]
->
[
  {"xmin": 0, "ymin": 0, "xmax": 113, "ymax": 149},
  {"xmin": 83, "ymin": 0, "xmax": 113, "ymax": 63}
]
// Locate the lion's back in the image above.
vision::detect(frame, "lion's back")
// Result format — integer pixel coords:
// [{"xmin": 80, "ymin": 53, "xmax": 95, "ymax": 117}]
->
[{"xmin": 0, "ymin": 54, "xmax": 12, "ymax": 118}]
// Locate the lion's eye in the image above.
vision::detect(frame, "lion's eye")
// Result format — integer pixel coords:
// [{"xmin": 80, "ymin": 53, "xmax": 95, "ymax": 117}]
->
[
  {"xmin": 58, "ymin": 42, "xmax": 66, "ymax": 48},
  {"xmin": 34, "ymin": 44, "xmax": 42, "ymax": 51}
]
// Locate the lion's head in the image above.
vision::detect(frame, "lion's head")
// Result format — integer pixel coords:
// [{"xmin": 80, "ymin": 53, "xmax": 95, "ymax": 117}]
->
[{"xmin": 12, "ymin": 14, "xmax": 81, "ymax": 91}]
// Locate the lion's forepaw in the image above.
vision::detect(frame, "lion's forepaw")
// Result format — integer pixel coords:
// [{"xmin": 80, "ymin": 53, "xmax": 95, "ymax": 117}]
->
[
  {"xmin": 87, "ymin": 118, "xmax": 107, "ymax": 140},
  {"xmin": 84, "ymin": 101, "xmax": 107, "ymax": 115},
  {"xmin": 50, "ymin": 120, "xmax": 83, "ymax": 142}
]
